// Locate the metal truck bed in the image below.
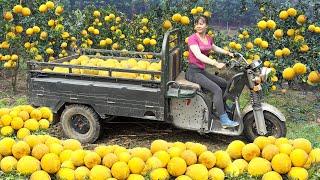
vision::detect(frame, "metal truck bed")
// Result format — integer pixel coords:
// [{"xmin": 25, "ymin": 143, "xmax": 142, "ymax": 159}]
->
[
  {"xmin": 27, "ymin": 29, "xmax": 183, "ymax": 122},
  {"xmin": 29, "ymin": 77, "xmax": 163, "ymax": 120}
]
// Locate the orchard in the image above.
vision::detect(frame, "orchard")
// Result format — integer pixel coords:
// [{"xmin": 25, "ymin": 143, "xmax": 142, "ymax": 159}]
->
[
  {"xmin": 0, "ymin": 0, "xmax": 318, "ymax": 92},
  {"xmin": 0, "ymin": 0, "xmax": 319, "ymax": 179}
]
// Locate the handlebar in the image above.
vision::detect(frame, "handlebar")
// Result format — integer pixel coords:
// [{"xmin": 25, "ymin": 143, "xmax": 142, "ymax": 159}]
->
[
  {"xmin": 224, "ymin": 52, "xmax": 251, "ymax": 70},
  {"xmin": 213, "ymin": 53, "xmax": 251, "ymax": 70},
  {"xmin": 233, "ymin": 52, "xmax": 249, "ymax": 64}
]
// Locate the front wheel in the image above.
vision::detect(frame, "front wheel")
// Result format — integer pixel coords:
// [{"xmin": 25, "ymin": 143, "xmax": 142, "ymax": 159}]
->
[
  {"xmin": 243, "ymin": 111, "xmax": 286, "ymax": 142},
  {"xmin": 61, "ymin": 105, "xmax": 101, "ymax": 143}
]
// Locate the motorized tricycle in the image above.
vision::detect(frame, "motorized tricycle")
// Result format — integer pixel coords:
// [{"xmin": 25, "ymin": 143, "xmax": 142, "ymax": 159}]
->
[{"xmin": 27, "ymin": 29, "xmax": 286, "ymax": 143}]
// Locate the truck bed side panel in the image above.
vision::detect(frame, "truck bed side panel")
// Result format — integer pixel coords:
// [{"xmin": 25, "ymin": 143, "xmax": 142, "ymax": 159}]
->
[{"xmin": 28, "ymin": 77, "xmax": 164, "ymax": 121}]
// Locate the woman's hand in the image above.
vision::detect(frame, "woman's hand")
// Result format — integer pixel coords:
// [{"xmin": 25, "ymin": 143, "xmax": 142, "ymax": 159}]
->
[
  {"xmin": 227, "ymin": 52, "xmax": 234, "ymax": 57},
  {"xmin": 216, "ymin": 62, "xmax": 226, "ymax": 69}
]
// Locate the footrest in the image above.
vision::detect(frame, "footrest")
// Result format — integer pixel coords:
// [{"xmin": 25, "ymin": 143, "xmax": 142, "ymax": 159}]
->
[{"xmin": 166, "ymin": 87, "xmax": 197, "ymax": 99}]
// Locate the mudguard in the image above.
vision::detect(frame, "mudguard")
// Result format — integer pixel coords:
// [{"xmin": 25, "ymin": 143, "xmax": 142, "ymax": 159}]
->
[{"xmin": 241, "ymin": 103, "xmax": 286, "ymax": 122}]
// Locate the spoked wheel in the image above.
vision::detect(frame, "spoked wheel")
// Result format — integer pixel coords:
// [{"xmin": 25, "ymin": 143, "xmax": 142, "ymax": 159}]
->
[
  {"xmin": 61, "ymin": 105, "xmax": 101, "ymax": 143},
  {"xmin": 243, "ymin": 111, "xmax": 286, "ymax": 142}
]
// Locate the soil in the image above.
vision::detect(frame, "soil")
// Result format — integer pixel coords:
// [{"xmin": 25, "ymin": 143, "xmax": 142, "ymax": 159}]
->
[
  {"xmin": 48, "ymin": 120, "xmax": 245, "ymax": 151},
  {"xmin": 0, "ymin": 70, "xmax": 27, "ymax": 97}
]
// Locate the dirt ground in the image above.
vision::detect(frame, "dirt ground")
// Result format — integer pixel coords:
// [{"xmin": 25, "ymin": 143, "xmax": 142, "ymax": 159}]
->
[
  {"xmin": 48, "ymin": 119, "xmax": 245, "ymax": 151},
  {"xmin": 0, "ymin": 70, "xmax": 27, "ymax": 102}
]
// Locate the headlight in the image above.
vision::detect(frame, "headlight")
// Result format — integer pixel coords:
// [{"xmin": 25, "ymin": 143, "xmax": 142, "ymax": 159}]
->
[
  {"xmin": 260, "ymin": 67, "xmax": 272, "ymax": 82},
  {"xmin": 253, "ymin": 76, "xmax": 262, "ymax": 84}
]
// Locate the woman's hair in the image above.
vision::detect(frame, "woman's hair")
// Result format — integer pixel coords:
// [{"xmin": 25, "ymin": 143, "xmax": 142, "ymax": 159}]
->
[{"xmin": 194, "ymin": 15, "xmax": 209, "ymax": 25}]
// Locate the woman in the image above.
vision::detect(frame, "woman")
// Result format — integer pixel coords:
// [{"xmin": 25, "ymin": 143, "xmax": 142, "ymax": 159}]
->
[{"xmin": 186, "ymin": 15, "xmax": 239, "ymax": 128}]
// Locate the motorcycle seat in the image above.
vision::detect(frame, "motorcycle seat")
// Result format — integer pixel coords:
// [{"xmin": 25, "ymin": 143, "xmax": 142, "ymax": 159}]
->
[{"xmin": 175, "ymin": 71, "xmax": 201, "ymax": 91}]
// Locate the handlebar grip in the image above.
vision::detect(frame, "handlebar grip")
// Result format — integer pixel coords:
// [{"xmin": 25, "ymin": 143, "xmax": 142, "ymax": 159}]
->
[{"xmin": 233, "ymin": 52, "xmax": 242, "ymax": 57}]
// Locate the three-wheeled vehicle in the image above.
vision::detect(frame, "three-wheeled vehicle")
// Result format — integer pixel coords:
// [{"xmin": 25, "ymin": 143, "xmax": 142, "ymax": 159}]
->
[{"xmin": 27, "ymin": 29, "xmax": 286, "ymax": 143}]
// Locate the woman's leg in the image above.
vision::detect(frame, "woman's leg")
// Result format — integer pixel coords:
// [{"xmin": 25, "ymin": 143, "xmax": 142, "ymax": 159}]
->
[
  {"xmin": 186, "ymin": 69, "xmax": 239, "ymax": 128},
  {"xmin": 187, "ymin": 71, "xmax": 225, "ymax": 116},
  {"xmin": 202, "ymin": 71, "xmax": 228, "ymax": 93}
]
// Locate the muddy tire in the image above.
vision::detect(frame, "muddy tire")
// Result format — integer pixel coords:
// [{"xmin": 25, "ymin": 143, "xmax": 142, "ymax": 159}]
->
[
  {"xmin": 243, "ymin": 111, "xmax": 286, "ymax": 142},
  {"xmin": 61, "ymin": 105, "xmax": 101, "ymax": 143}
]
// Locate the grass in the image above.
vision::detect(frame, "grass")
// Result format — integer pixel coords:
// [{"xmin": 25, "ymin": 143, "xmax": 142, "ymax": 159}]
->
[
  {"xmin": 227, "ymin": 164, "xmax": 320, "ymax": 179},
  {"xmin": 239, "ymin": 88, "xmax": 320, "ymax": 148},
  {"xmin": 235, "ymin": 88, "xmax": 320, "ymax": 179},
  {"xmin": 0, "ymin": 92, "xmax": 27, "ymax": 108},
  {"xmin": 0, "ymin": 171, "xmax": 28, "ymax": 180},
  {"xmin": 287, "ymin": 122, "xmax": 320, "ymax": 148},
  {"xmin": 263, "ymin": 90, "xmax": 319, "ymax": 148}
]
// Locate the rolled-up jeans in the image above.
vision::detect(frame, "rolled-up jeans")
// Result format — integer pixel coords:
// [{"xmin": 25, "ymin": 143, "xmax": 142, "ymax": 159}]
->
[{"xmin": 185, "ymin": 64, "xmax": 227, "ymax": 116}]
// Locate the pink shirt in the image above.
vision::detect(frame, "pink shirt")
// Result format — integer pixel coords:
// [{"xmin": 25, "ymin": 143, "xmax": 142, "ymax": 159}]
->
[{"xmin": 188, "ymin": 33, "xmax": 213, "ymax": 70}]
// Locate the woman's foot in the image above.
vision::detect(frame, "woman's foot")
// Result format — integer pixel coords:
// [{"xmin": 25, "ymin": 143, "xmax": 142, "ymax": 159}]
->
[{"xmin": 219, "ymin": 113, "xmax": 239, "ymax": 128}]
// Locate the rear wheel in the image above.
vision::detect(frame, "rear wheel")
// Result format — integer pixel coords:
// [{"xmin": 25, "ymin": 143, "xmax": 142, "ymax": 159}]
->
[
  {"xmin": 243, "ymin": 111, "xmax": 286, "ymax": 142},
  {"xmin": 61, "ymin": 105, "xmax": 101, "ymax": 143}
]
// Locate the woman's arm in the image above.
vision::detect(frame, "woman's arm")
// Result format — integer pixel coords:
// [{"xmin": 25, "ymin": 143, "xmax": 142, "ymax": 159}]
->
[
  {"xmin": 212, "ymin": 44, "xmax": 233, "ymax": 57},
  {"xmin": 189, "ymin": 45, "xmax": 218, "ymax": 66}
]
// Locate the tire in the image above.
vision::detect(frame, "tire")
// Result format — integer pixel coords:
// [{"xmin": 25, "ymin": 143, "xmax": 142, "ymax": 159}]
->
[
  {"xmin": 243, "ymin": 111, "xmax": 286, "ymax": 142},
  {"xmin": 61, "ymin": 104, "xmax": 101, "ymax": 143}
]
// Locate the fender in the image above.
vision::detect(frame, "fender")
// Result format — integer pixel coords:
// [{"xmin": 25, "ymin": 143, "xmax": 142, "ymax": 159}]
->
[
  {"xmin": 241, "ymin": 103, "xmax": 286, "ymax": 122},
  {"xmin": 51, "ymin": 101, "xmax": 65, "ymax": 114}
]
